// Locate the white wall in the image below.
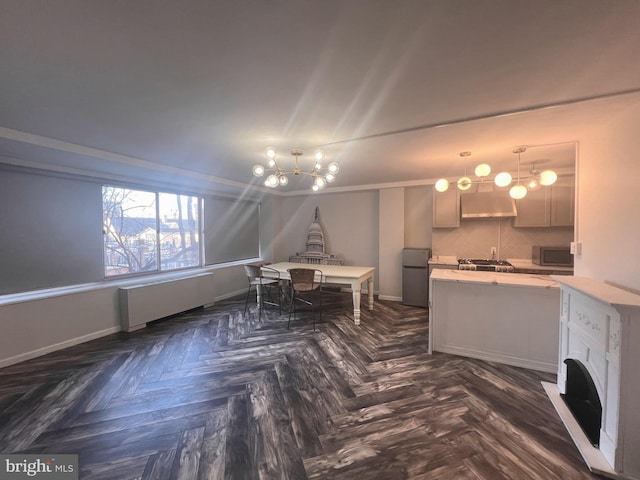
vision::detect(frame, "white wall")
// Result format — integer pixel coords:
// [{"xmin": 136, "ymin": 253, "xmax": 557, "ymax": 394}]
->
[
  {"xmin": 576, "ymin": 101, "xmax": 640, "ymax": 291},
  {"xmin": 275, "ymin": 191, "xmax": 380, "ymax": 275},
  {"xmin": 379, "ymin": 188, "xmax": 404, "ymax": 301},
  {"xmin": 404, "ymin": 185, "xmax": 433, "ymax": 249}
]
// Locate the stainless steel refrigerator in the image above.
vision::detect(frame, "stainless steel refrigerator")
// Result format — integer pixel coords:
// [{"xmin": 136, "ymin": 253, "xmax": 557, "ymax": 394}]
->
[{"xmin": 402, "ymin": 248, "xmax": 430, "ymax": 307}]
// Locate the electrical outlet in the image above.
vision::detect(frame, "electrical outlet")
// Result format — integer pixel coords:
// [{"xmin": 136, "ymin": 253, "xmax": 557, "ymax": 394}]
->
[{"xmin": 490, "ymin": 247, "xmax": 497, "ymax": 256}]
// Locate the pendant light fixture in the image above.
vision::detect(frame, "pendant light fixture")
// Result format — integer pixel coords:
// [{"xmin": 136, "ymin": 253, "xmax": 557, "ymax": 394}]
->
[
  {"xmin": 456, "ymin": 151, "xmax": 473, "ymax": 191},
  {"xmin": 435, "ymin": 151, "xmax": 512, "ymax": 193},
  {"xmin": 509, "ymin": 146, "xmax": 528, "ymax": 200},
  {"xmin": 435, "ymin": 145, "xmax": 558, "ymax": 196},
  {"xmin": 527, "ymin": 163, "xmax": 542, "ymax": 191}
]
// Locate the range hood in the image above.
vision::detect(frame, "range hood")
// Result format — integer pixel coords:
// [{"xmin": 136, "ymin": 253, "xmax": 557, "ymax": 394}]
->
[{"xmin": 460, "ymin": 191, "xmax": 517, "ymax": 218}]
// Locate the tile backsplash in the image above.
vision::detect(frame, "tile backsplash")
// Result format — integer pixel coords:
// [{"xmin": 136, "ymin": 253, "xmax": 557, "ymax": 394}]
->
[{"xmin": 432, "ymin": 217, "xmax": 573, "ymax": 260}]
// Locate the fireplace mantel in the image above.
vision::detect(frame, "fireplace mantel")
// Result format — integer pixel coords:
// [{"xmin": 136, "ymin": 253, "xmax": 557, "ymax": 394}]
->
[{"xmin": 546, "ymin": 276, "xmax": 640, "ymax": 480}]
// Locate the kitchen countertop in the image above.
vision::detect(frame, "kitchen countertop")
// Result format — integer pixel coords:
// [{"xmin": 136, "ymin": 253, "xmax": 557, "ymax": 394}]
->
[
  {"xmin": 427, "ymin": 255, "xmax": 458, "ymax": 266},
  {"xmin": 430, "ymin": 268, "xmax": 559, "ymax": 289},
  {"xmin": 507, "ymin": 258, "xmax": 574, "ymax": 273}
]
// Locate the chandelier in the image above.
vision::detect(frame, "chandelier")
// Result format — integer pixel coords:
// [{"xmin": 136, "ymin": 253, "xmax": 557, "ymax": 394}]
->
[
  {"xmin": 252, "ymin": 147, "xmax": 340, "ymax": 192},
  {"xmin": 434, "ymin": 147, "xmax": 557, "ymax": 199}
]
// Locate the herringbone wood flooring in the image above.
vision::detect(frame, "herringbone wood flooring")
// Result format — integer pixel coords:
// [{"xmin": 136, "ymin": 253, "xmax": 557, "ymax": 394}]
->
[{"xmin": 0, "ymin": 292, "xmax": 601, "ymax": 479}]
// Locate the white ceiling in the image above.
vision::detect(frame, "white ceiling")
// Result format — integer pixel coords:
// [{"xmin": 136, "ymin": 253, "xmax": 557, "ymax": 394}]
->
[{"xmin": 1, "ymin": 0, "xmax": 640, "ymax": 195}]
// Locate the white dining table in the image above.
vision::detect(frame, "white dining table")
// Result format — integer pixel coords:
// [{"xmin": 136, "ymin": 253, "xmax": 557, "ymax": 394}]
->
[{"xmin": 262, "ymin": 262, "xmax": 375, "ymax": 325}]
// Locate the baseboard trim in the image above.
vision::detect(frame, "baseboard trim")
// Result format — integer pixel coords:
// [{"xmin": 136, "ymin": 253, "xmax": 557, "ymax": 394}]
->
[
  {"xmin": 378, "ymin": 295, "xmax": 402, "ymax": 302},
  {"xmin": 0, "ymin": 326, "xmax": 121, "ymax": 369},
  {"xmin": 214, "ymin": 288, "xmax": 247, "ymax": 302}
]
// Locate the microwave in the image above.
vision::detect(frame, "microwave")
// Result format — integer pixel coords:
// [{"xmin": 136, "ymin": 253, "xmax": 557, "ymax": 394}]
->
[{"xmin": 532, "ymin": 246, "xmax": 573, "ymax": 267}]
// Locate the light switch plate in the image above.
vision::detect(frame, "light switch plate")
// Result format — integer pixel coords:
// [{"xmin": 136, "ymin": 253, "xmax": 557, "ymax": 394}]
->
[{"xmin": 570, "ymin": 241, "xmax": 582, "ymax": 255}]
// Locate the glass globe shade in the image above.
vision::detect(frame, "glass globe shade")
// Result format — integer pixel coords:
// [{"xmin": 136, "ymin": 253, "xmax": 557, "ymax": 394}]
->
[
  {"xmin": 494, "ymin": 172, "xmax": 512, "ymax": 187},
  {"xmin": 509, "ymin": 184, "xmax": 527, "ymax": 199},
  {"xmin": 314, "ymin": 149, "xmax": 324, "ymax": 161},
  {"xmin": 326, "ymin": 173, "xmax": 336, "ymax": 183},
  {"xmin": 252, "ymin": 165, "xmax": 265, "ymax": 177},
  {"xmin": 312, "ymin": 184, "xmax": 319, "ymax": 192},
  {"xmin": 267, "ymin": 159, "xmax": 276, "ymax": 168},
  {"xmin": 539, "ymin": 170, "xmax": 558, "ymax": 186},
  {"xmin": 278, "ymin": 175, "xmax": 288, "ymax": 186},
  {"xmin": 265, "ymin": 175, "xmax": 279, "ymax": 188},
  {"xmin": 527, "ymin": 176, "xmax": 541, "ymax": 191},
  {"xmin": 474, "ymin": 163, "xmax": 491, "ymax": 178},
  {"xmin": 314, "ymin": 162, "xmax": 322, "ymax": 170},
  {"xmin": 434, "ymin": 179, "xmax": 449, "ymax": 192},
  {"xmin": 457, "ymin": 176, "xmax": 472, "ymax": 191},
  {"xmin": 265, "ymin": 147, "xmax": 276, "ymax": 159},
  {"xmin": 327, "ymin": 162, "xmax": 340, "ymax": 174},
  {"xmin": 315, "ymin": 177, "xmax": 326, "ymax": 189}
]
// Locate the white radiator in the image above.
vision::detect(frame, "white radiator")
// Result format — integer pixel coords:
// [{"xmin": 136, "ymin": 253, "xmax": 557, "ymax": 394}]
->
[{"xmin": 119, "ymin": 272, "xmax": 215, "ymax": 332}]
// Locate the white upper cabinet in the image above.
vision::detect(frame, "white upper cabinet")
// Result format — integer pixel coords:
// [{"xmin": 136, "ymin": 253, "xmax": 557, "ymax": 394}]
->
[
  {"xmin": 550, "ymin": 183, "xmax": 575, "ymax": 227},
  {"xmin": 514, "ymin": 187, "xmax": 551, "ymax": 227},
  {"xmin": 514, "ymin": 177, "xmax": 575, "ymax": 228},
  {"xmin": 432, "ymin": 188, "xmax": 460, "ymax": 228}
]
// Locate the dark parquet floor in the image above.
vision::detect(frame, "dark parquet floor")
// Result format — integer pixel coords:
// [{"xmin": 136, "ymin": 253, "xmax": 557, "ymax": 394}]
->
[{"xmin": 0, "ymin": 291, "xmax": 603, "ymax": 479}]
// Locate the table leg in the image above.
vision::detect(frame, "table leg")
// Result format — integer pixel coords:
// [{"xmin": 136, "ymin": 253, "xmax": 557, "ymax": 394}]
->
[
  {"xmin": 367, "ymin": 275, "xmax": 374, "ymax": 310},
  {"xmin": 351, "ymin": 287, "xmax": 361, "ymax": 325}
]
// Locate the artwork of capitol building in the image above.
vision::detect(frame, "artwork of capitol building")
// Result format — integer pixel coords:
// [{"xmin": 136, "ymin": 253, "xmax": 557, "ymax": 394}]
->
[{"xmin": 289, "ymin": 207, "xmax": 343, "ymax": 266}]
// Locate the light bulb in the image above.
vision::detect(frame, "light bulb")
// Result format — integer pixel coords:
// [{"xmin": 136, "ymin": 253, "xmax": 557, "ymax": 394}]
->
[
  {"xmin": 312, "ymin": 184, "xmax": 319, "ymax": 192},
  {"xmin": 279, "ymin": 175, "xmax": 288, "ymax": 186},
  {"xmin": 539, "ymin": 170, "xmax": 558, "ymax": 186},
  {"xmin": 474, "ymin": 163, "xmax": 491, "ymax": 178},
  {"xmin": 252, "ymin": 165, "xmax": 265, "ymax": 177},
  {"xmin": 528, "ymin": 176, "xmax": 541, "ymax": 191},
  {"xmin": 315, "ymin": 177, "xmax": 326, "ymax": 189},
  {"xmin": 494, "ymin": 172, "xmax": 512, "ymax": 187},
  {"xmin": 265, "ymin": 147, "xmax": 276, "ymax": 159},
  {"xmin": 327, "ymin": 162, "xmax": 339, "ymax": 174},
  {"xmin": 457, "ymin": 176, "xmax": 472, "ymax": 191},
  {"xmin": 509, "ymin": 184, "xmax": 527, "ymax": 199},
  {"xmin": 326, "ymin": 173, "xmax": 335, "ymax": 183},
  {"xmin": 314, "ymin": 149, "xmax": 324, "ymax": 161},
  {"xmin": 265, "ymin": 175, "xmax": 279, "ymax": 187},
  {"xmin": 314, "ymin": 162, "xmax": 322, "ymax": 170},
  {"xmin": 268, "ymin": 159, "xmax": 276, "ymax": 168},
  {"xmin": 435, "ymin": 179, "xmax": 449, "ymax": 192}
]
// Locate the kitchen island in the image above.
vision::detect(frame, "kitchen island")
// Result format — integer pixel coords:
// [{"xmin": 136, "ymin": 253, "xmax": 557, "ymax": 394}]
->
[{"xmin": 429, "ymin": 269, "xmax": 561, "ymax": 372}]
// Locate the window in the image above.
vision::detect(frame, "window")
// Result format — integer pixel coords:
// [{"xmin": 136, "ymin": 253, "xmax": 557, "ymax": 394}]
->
[
  {"xmin": 158, "ymin": 192, "xmax": 200, "ymax": 270},
  {"xmin": 102, "ymin": 186, "xmax": 201, "ymax": 277}
]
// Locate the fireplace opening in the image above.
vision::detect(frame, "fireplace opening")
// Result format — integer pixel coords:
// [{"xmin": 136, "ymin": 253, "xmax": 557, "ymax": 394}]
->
[{"xmin": 561, "ymin": 358, "xmax": 602, "ymax": 446}]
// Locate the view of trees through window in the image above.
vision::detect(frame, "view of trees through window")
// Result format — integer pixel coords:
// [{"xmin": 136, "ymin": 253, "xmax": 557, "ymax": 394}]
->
[{"xmin": 102, "ymin": 186, "xmax": 201, "ymax": 276}]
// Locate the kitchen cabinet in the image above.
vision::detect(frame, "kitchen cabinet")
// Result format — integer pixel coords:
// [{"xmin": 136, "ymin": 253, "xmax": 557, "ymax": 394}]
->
[
  {"xmin": 514, "ymin": 187, "xmax": 550, "ymax": 227},
  {"xmin": 432, "ymin": 188, "xmax": 459, "ymax": 228},
  {"xmin": 514, "ymin": 178, "xmax": 574, "ymax": 228},
  {"xmin": 550, "ymin": 183, "xmax": 574, "ymax": 226},
  {"xmin": 429, "ymin": 269, "xmax": 560, "ymax": 372}
]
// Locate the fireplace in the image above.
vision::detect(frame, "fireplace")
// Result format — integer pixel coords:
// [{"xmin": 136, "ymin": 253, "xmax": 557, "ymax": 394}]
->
[
  {"xmin": 561, "ymin": 358, "xmax": 602, "ymax": 446},
  {"xmin": 545, "ymin": 276, "xmax": 640, "ymax": 480}
]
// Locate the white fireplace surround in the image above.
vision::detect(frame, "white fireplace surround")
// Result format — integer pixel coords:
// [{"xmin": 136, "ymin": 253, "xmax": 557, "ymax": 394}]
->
[{"xmin": 545, "ymin": 276, "xmax": 640, "ymax": 480}]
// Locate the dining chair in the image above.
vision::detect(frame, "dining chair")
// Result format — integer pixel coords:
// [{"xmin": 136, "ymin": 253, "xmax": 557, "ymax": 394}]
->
[
  {"xmin": 243, "ymin": 265, "xmax": 281, "ymax": 320},
  {"xmin": 287, "ymin": 268, "xmax": 324, "ymax": 330}
]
